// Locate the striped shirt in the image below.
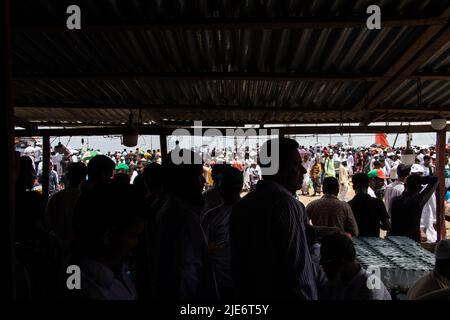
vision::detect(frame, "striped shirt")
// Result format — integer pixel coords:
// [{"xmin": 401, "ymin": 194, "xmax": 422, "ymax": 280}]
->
[{"xmin": 230, "ymin": 180, "xmax": 318, "ymax": 300}]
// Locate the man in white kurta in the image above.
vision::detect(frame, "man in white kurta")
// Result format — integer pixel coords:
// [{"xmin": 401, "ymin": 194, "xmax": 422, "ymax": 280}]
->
[{"xmin": 411, "ymin": 164, "xmax": 437, "ymax": 243}]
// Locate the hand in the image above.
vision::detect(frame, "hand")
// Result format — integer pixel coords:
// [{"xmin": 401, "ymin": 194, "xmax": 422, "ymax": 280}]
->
[{"xmin": 208, "ymin": 242, "xmax": 224, "ymax": 254}]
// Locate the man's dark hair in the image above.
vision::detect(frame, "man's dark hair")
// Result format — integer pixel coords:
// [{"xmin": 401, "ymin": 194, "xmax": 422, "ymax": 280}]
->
[
  {"xmin": 259, "ymin": 138, "xmax": 299, "ymax": 177},
  {"xmin": 66, "ymin": 162, "xmax": 87, "ymax": 187},
  {"xmin": 352, "ymin": 173, "xmax": 369, "ymax": 190},
  {"xmin": 163, "ymin": 149, "xmax": 203, "ymax": 196},
  {"xmin": 373, "ymin": 160, "xmax": 380, "ymax": 167},
  {"xmin": 143, "ymin": 162, "xmax": 164, "ymax": 193},
  {"xmin": 16, "ymin": 156, "xmax": 36, "ymax": 191},
  {"xmin": 87, "ymin": 155, "xmax": 115, "ymax": 182},
  {"xmin": 397, "ymin": 164, "xmax": 411, "ymax": 179},
  {"xmin": 322, "ymin": 177, "xmax": 340, "ymax": 195},
  {"xmin": 435, "ymin": 259, "xmax": 450, "ymax": 279},
  {"xmin": 320, "ymin": 232, "xmax": 356, "ymax": 263},
  {"xmin": 112, "ymin": 172, "xmax": 131, "ymax": 185},
  {"xmin": 423, "ymin": 155, "xmax": 431, "ymax": 161},
  {"xmin": 406, "ymin": 174, "xmax": 423, "ymax": 194},
  {"xmin": 74, "ymin": 181, "xmax": 144, "ymax": 251},
  {"xmin": 211, "ymin": 163, "xmax": 228, "ymax": 183}
]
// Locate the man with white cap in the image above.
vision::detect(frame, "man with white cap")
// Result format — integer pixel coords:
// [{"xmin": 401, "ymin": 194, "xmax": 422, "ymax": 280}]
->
[
  {"xmin": 411, "ymin": 164, "xmax": 437, "ymax": 243},
  {"xmin": 389, "ymin": 153, "xmax": 401, "ymax": 181},
  {"xmin": 421, "ymin": 155, "xmax": 435, "ymax": 177},
  {"xmin": 407, "ymin": 239, "xmax": 450, "ymax": 299}
]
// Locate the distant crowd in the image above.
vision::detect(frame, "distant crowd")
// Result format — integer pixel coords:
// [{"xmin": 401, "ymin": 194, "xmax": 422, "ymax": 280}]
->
[{"xmin": 13, "ymin": 137, "xmax": 450, "ymax": 300}]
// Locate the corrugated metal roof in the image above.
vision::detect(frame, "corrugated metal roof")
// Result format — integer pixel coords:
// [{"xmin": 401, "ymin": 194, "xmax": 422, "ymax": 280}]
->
[{"xmin": 10, "ymin": 0, "xmax": 450, "ymax": 127}]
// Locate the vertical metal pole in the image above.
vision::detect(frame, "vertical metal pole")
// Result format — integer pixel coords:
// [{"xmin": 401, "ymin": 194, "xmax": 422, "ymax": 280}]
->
[
  {"xmin": 42, "ymin": 136, "xmax": 51, "ymax": 205},
  {"xmin": 1, "ymin": 0, "xmax": 16, "ymax": 299},
  {"xmin": 159, "ymin": 133, "xmax": 168, "ymax": 162},
  {"xmin": 436, "ymin": 128, "xmax": 447, "ymax": 241}
]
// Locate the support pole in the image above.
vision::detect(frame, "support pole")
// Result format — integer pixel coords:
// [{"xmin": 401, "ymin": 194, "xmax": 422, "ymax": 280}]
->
[
  {"xmin": 436, "ymin": 128, "xmax": 447, "ymax": 241},
  {"xmin": 1, "ymin": 0, "xmax": 16, "ymax": 299},
  {"xmin": 159, "ymin": 134, "xmax": 168, "ymax": 162},
  {"xmin": 42, "ymin": 135, "xmax": 51, "ymax": 205}
]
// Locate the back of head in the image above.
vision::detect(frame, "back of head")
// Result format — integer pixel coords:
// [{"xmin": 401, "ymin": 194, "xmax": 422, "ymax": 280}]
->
[
  {"xmin": 87, "ymin": 155, "xmax": 115, "ymax": 184},
  {"xmin": 218, "ymin": 166, "xmax": 243, "ymax": 204},
  {"xmin": 352, "ymin": 173, "xmax": 369, "ymax": 191},
  {"xmin": 405, "ymin": 174, "xmax": 422, "ymax": 194},
  {"xmin": 143, "ymin": 162, "xmax": 164, "ymax": 192},
  {"xmin": 163, "ymin": 148, "xmax": 204, "ymax": 198},
  {"xmin": 258, "ymin": 137, "xmax": 299, "ymax": 178},
  {"xmin": 74, "ymin": 181, "xmax": 144, "ymax": 253},
  {"xmin": 322, "ymin": 177, "xmax": 340, "ymax": 196},
  {"xmin": 435, "ymin": 239, "xmax": 450, "ymax": 278},
  {"xmin": 17, "ymin": 156, "xmax": 36, "ymax": 191},
  {"xmin": 66, "ymin": 162, "xmax": 87, "ymax": 188},
  {"xmin": 211, "ymin": 163, "xmax": 228, "ymax": 184},
  {"xmin": 112, "ymin": 172, "xmax": 131, "ymax": 185},
  {"xmin": 397, "ymin": 164, "xmax": 411, "ymax": 179},
  {"xmin": 320, "ymin": 232, "xmax": 356, "ymax": 264}
]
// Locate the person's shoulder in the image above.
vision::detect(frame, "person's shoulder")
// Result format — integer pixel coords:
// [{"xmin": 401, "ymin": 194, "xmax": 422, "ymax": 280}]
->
[{"xmin": 306, "ymin": 197, "xmax": 322, "ymax": 209}]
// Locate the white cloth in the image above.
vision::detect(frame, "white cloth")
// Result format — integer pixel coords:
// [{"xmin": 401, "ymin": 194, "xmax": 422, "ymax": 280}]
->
[
  {"xmin": 422, "ymin": 165, "xmax": 434, "ymax": 177},
  {"xmin": 249, "ymin": 166, "xmax": 262, "ymax": 186},
  {"xmin": 417, "ymin": 154, "xmax": 425, "ymax": 163},
  {"xmin": 51, "ymin": 153, "xmax": 63, "ymax": 177},
  {"xmin": 421, "ymin": 193, "xmax": 437, "ymax": 243},
  {"xmin": 382, "ymin": 162, "xmax": 391, "ymax": 178},
  {"xmin": 389, "ymin": 160, "xmax": 401, "ymax": 180},
  {"xmin": 302, "ymin": 159, "xmax": 313, "ymax": 192},
  {"xmin": 368, "ymin": 187, "xmax": 377, "ymax": 198},
  {"xmin": 130, "ymin": 171, "xmax": 138, "ymax": 184},
  {"xmin": 34, "ymin": 147, "xmax": 42, "ymax": 163},
  {"xmin": 347, "ymin": 154, "xmax": 354, "ymax": 176},
  {"xmin": 384, "ymin": 180, "xmax": 405, "ymax": 215}
]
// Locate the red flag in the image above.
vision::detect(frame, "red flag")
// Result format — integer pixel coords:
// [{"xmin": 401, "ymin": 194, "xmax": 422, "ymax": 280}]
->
[{"xmin": 375, "ymin": 133, "xmax": 390, "ymax": 147}]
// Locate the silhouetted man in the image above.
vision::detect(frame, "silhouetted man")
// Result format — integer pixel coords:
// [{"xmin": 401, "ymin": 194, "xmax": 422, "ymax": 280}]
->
[
  {"xmin": 152, "ymin": 149, "xmax": 218, "ymax": 300},
  {"xmin": 231, "ymin": 138, "xmax": 317, "ymax": 300}
]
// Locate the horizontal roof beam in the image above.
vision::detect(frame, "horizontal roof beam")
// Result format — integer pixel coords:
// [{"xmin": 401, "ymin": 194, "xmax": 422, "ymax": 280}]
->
[
  {"xmin": 14, "ymin": 103, "xmax": 450, "ymax": 115},
  {"xmin": 15, "ymin": 124, "xmax": 449, "ymax": 137},
  {"xmin": 13, "ymin": 72, "xmax": 450, "ymax": 82},
  {"xmin": 353, "ymin": 7, "xmax": 450, "ymax": 116},
  {"xmin": 14, "ymin": 16, "xmax": 450, "ymax": 32}
]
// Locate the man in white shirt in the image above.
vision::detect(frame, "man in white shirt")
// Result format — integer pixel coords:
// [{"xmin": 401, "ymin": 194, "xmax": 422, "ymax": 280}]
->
[
  {"xmin": 34, "ymin": 145, "xmax": 42, "ymax": 173},
  {"xmin": 384, "ymin": 164, "xmax": 410, "ymax": 216},
  {"xmin": 389, "ymin": 154, "xmax": 402, "ymax": 181},
  {"xmin": 338, "ymin": 160, "xmax": 350, "ymax": 201},
  {"xmin": 421, "ymin": 155, "xmax": 435, "ymax": 177},
  {"xmin": 410, "ymin": 164, "xmax": 437, "ymax": 243},
  {"xmin": 346, "ymin": 152, "xmax": 354, "ymax": 176},
  {"xmin": 367, "ymin": 169, "xmax": 388, "ymax": 199},
  {"xmin": 416, "ymin": 149, "xmax": 425, "ymax": 164}
]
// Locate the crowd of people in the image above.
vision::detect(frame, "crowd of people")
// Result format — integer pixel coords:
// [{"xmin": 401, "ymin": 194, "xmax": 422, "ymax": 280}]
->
[{"xmin": 13, "ymin": 137, "xmax": 450, "ymax": 300}]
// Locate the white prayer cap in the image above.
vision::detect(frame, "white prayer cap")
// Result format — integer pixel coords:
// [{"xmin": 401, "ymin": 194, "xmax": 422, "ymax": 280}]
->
[
  {"xmin": 410, "ymin": 164, "xmax": 425, "ymax": 174},
  {"xmin": 435, "ymin": 239, "xmax": 450, "ymax": 260},
  {"xmin": 431, "ymin": 154, "xmax": 436, "ymax": 159}
]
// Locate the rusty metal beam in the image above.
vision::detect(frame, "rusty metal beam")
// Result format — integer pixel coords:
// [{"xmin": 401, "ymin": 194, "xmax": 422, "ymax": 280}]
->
[
  {"xmin": 353, "ymin": 6, "xmax": 450, "ymax": 118},
  {"xmin": 14, "ymin": 16, "xmax": 450, "ymax": 33},
  {"xmin": 13, "ymin": 72, "xmax": 450, "ymax": 82},
  {"xmin": 14, "ymin": 124, "xmax": 450, "ymax": 137}
]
